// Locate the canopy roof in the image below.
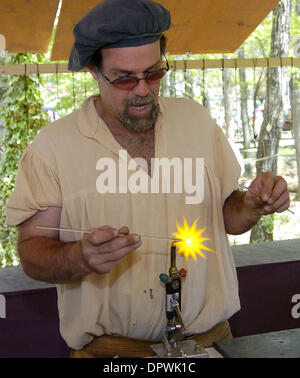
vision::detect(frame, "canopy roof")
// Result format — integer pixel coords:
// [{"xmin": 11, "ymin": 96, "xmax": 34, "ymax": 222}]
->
[{"xmin": 0, "ymin": 0, "xmax": 280, "ymax": 62}]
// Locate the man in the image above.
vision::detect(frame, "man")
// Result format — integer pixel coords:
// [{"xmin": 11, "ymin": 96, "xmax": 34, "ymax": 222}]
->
[{"xmin": 6, "ymin": 0, "xmax": 290, "ymax": 357}]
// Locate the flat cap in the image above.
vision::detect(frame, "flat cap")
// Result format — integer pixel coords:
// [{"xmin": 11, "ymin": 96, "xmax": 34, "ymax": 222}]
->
[{"xmin": 68, "ymin": 0, "xmax": 170, "ymax": 71}]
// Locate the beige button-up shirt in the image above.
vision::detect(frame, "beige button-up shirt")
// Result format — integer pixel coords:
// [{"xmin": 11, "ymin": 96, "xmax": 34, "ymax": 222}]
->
[{"xmin": 6, "ymin": 95, "xmax": 241, "ymax": 349}]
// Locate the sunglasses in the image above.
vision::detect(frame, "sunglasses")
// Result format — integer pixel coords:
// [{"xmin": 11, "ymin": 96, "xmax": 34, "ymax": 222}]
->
[{"xmin": 98, "ymin": 55, "xmax": 169, "ymax": 90}]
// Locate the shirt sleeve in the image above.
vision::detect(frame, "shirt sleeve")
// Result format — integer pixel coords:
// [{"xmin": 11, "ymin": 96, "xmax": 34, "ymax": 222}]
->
[
  {"xmin": 214, "ymin": 124, "xmax": 242, "ymax": 204},
  {"xmin": 5, "ymin": 144, "xmax": 62, "ymax": 226}
]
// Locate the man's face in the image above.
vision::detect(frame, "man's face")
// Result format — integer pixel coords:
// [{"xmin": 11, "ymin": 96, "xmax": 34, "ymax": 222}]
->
[{"xmin": 96, "ymin": 41, "xmax": 162, "ymax": 132}]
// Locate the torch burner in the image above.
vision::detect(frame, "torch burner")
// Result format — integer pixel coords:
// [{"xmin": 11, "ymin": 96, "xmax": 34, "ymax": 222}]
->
[{"xmin": 151, "ymin": 243, "xmax": 208, "ymax": 358}]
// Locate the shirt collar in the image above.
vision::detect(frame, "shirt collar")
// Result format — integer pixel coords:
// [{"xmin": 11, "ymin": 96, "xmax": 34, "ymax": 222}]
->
[{"xmin": 77, "ymin": 94, "xmax": 163, "ymax": 158}]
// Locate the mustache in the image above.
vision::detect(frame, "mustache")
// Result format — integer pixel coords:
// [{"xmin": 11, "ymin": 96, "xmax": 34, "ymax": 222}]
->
[{"xmin": 126, "ymin": 94, "xmax": 155, "ymax": 107}]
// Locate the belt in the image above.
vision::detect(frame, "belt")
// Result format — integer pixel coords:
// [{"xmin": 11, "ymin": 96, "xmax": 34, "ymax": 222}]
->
[{"xmin": 70, "ymin": 320, "xmax": 232, "ymax": 358}]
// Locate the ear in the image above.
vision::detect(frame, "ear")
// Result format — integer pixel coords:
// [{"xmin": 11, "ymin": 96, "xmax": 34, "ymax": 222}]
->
[{"xmin": 86, "ymin": 63, "xmax": 99, "ymax": 81}]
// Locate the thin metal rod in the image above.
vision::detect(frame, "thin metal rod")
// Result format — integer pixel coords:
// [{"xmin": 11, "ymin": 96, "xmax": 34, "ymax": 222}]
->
[
  {"xmin": 36, "ymin": 226, "xmax": 178, "ymax": 240},
  {"xmin": 37, "ymin": 226, "xmax": 91, "ymax": 234}
]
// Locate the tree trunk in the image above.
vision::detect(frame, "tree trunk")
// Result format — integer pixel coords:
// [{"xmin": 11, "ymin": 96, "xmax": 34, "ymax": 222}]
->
[
  {"xmin": 222, "ymin": 55, "xmax": 235, "ymax": 140},
  {"xmin": 250, "ymin": 0, "xmax": 291, "ymax": 243},
  {"xmin": 238, "ymin": 47, "xmax": 252, "ymax": 176}
]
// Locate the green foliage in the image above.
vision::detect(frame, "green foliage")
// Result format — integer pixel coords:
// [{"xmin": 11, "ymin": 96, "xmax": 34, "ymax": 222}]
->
[
  {"xmin": 0, "ymin": 53, "xmax": 49, "ymax": 267},
  {"xmin": 43, "ymin": 72, "xmax": 99, "ymax": 117}
]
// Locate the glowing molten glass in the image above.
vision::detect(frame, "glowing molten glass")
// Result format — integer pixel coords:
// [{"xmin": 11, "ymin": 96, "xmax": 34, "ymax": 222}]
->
[{"xmin": 172, "ymin": 218, "xmax": 215, "ymax": 261}]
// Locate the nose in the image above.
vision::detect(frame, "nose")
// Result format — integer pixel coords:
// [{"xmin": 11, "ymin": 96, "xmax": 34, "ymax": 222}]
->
[{"xmin": 132, "ymin": 77, "xmax": 151, "ymax": 97}]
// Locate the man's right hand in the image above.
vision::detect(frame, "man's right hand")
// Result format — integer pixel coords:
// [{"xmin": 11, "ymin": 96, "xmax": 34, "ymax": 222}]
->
[
  {"xmin": 17, "ymin": 206, "xmax": 141, "ymax": 283},
  {"xmin": 81, "ymin": 225, "xmax": 142, "ymax": 274}
]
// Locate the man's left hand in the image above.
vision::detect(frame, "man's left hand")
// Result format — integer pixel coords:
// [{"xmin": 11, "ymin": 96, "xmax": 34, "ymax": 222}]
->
[{"xmin": 245, "ymin": 171, "xmax": 290, "ymax": 215}]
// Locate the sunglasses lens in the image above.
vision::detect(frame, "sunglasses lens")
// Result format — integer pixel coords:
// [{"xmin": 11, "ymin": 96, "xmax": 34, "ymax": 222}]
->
[
  {"xmin": 113, "ymin": 77, "xmax": 138, "ymax": 90},
  {"xmin": 112, "ymin": 69, "xmax": 167, "ymax": 89},
  {"xmin": 147, "ymin": 69, "xmax": 167, "ymax": 83}
]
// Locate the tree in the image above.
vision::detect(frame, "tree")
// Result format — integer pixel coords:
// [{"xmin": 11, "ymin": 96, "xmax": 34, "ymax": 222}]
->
[
  {"xmin": 250, "ymin": 0, "xmax": 291, "ymax": 243},
  {"xmin": 0, "ymin": 53, "xmax": 49, "ymax": 266}
]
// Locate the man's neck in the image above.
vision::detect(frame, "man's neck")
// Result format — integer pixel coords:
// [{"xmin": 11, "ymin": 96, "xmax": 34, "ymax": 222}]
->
[
  {"xmin": 93, "ymin": 95, "xmax": 155, "ymax": 139},
  {"xmin": 93, "ymin": 96, "xmax": 155, "ymax": 176}
]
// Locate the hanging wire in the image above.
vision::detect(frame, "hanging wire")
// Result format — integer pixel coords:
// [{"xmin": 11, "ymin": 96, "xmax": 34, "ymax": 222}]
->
[
  {"xmin": 24, "ymin": 63, "xmax": 29, "ymax": 139},
  {"xmin": 84, "ymin": 71, "xmax": 87, "ymax": 99},
  {"xmin": 280, "ymin": 57, "xmax": 284, "ymax": 99},
  {"xmin": 183, "ymin": 57, "xmax": 190, "ymax": 99},
  {"xmin": 266, "ymin": 58, "xmax": 270, "ymax": 114},
  {"xmin": 36, "ymin": 63, "xmax": 42, "ymax": 129},
  {"xmin": 72, "ymin": 71, "xmax": 76, "ymax": 111},
  {"xmin": 166, "ymin": 57, "xmax": 176, "ymax": 98},
  {"xmin": 279, "ymin": 57, "xmax": 287, "ymax": 125},
  {"xmin": 252, "ymin": 58, "xmax": 258, "ymax": 146},
  {"xmin": 221, "ymin": 58, "xmax": 225, "ymax": 126},
  {"xmin": 279, "ymin": 57, "xmax": 283, "ymax": 118},
  {"xmin": 202, "ymin": 58, "xmax": 206, "ymax": 107},
  {"xmin": 172, "ymin": 57, "xmax": 177, "ymax": 98},
  {"xmin": 252, "ymin": 59, "xmax": 256, "ymax": 128},
  {"xmin": 234, "ymin": 59, "xmax": 239, "ymax": 140},
  {"xmin": 56, "ymin": 63, "xmax": 59, "ymax": 101},
  {"xmin": 184, "ymin": 58, "xmax": 187, "ymax": 98},
  {"xmin": 290, "ymin": 58, "xmax": 295, "ymax": 135},
  {"xmin": 160, "ymin": 70, "xmax": 164, "ymax": 96}
]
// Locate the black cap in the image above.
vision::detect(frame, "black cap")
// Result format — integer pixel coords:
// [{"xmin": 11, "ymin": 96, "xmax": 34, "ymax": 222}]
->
[{"xmin": 68, "ymin": 0, "xmax": 170, "ymax": 71}]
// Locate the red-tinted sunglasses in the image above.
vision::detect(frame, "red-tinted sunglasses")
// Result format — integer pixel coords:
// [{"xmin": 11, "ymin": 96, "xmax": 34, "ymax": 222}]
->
[{"xmin": 99, "ymin": 55, "xmax": 169, "ymax": 90}]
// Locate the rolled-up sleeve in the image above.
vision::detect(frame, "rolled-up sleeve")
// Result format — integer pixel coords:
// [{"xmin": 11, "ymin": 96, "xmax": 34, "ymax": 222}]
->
[{"xmin": 5, "ymin": 144, "xmax": 62, "ymax": 226}]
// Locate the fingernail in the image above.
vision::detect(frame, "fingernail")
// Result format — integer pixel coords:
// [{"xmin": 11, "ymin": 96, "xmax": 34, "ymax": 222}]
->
[
  {"xmin": 268, "ymin": 198, "xmax": 273, "ymax": 204},
  {"xmin": 113, "ymin": 230, "xmax": 119, "ymax": 236},
  {"xmin": 133, "ymin": 235, "xmax": 141, "ymax": 242},
  {"xmin": 264, "ymin": 205, "xmax": 271, "ymax": 212}
]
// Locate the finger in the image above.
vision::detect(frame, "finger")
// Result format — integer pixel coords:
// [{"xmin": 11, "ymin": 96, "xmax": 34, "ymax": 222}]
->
[
  {"xmin": 274, "ymin": 202, "xmax": 290, "ymax": 213},
  {"xmin": 91, "ymin": 240, "xmax": 142, "ymax": 273},
  {"xmin": 247, "ymin": 181, "xmax": 265, "ymax": 205},
  {"xmin": 258, "ymin": 172, "xmax": 276, "ymax": 203},
  {"xmin": 263, "ymin": 191, "xmax": 290, "ymax": 214},
  {"xmin": 100, "ymin": 240, "xmax": 142, "ymax": 264},
  {"xmin": 118, "ymin": 226, "xmax": 129, "ymax": 235},
  {"xmin": 86, "ymin": 226, "xmax": 118, "ymax": 245},
  {"xmin": 267, "ymin": 177, "xmax": 288, "ymax": 205},
  {"xmin": 94, "ymin": 234, "xmax": 141, "ymax": 254}
]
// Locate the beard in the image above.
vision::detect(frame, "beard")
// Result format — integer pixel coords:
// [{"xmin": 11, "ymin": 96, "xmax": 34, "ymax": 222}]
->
[{"xmin": 120, "ymin": 93, "xmax": 159, "ymax": 132}]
